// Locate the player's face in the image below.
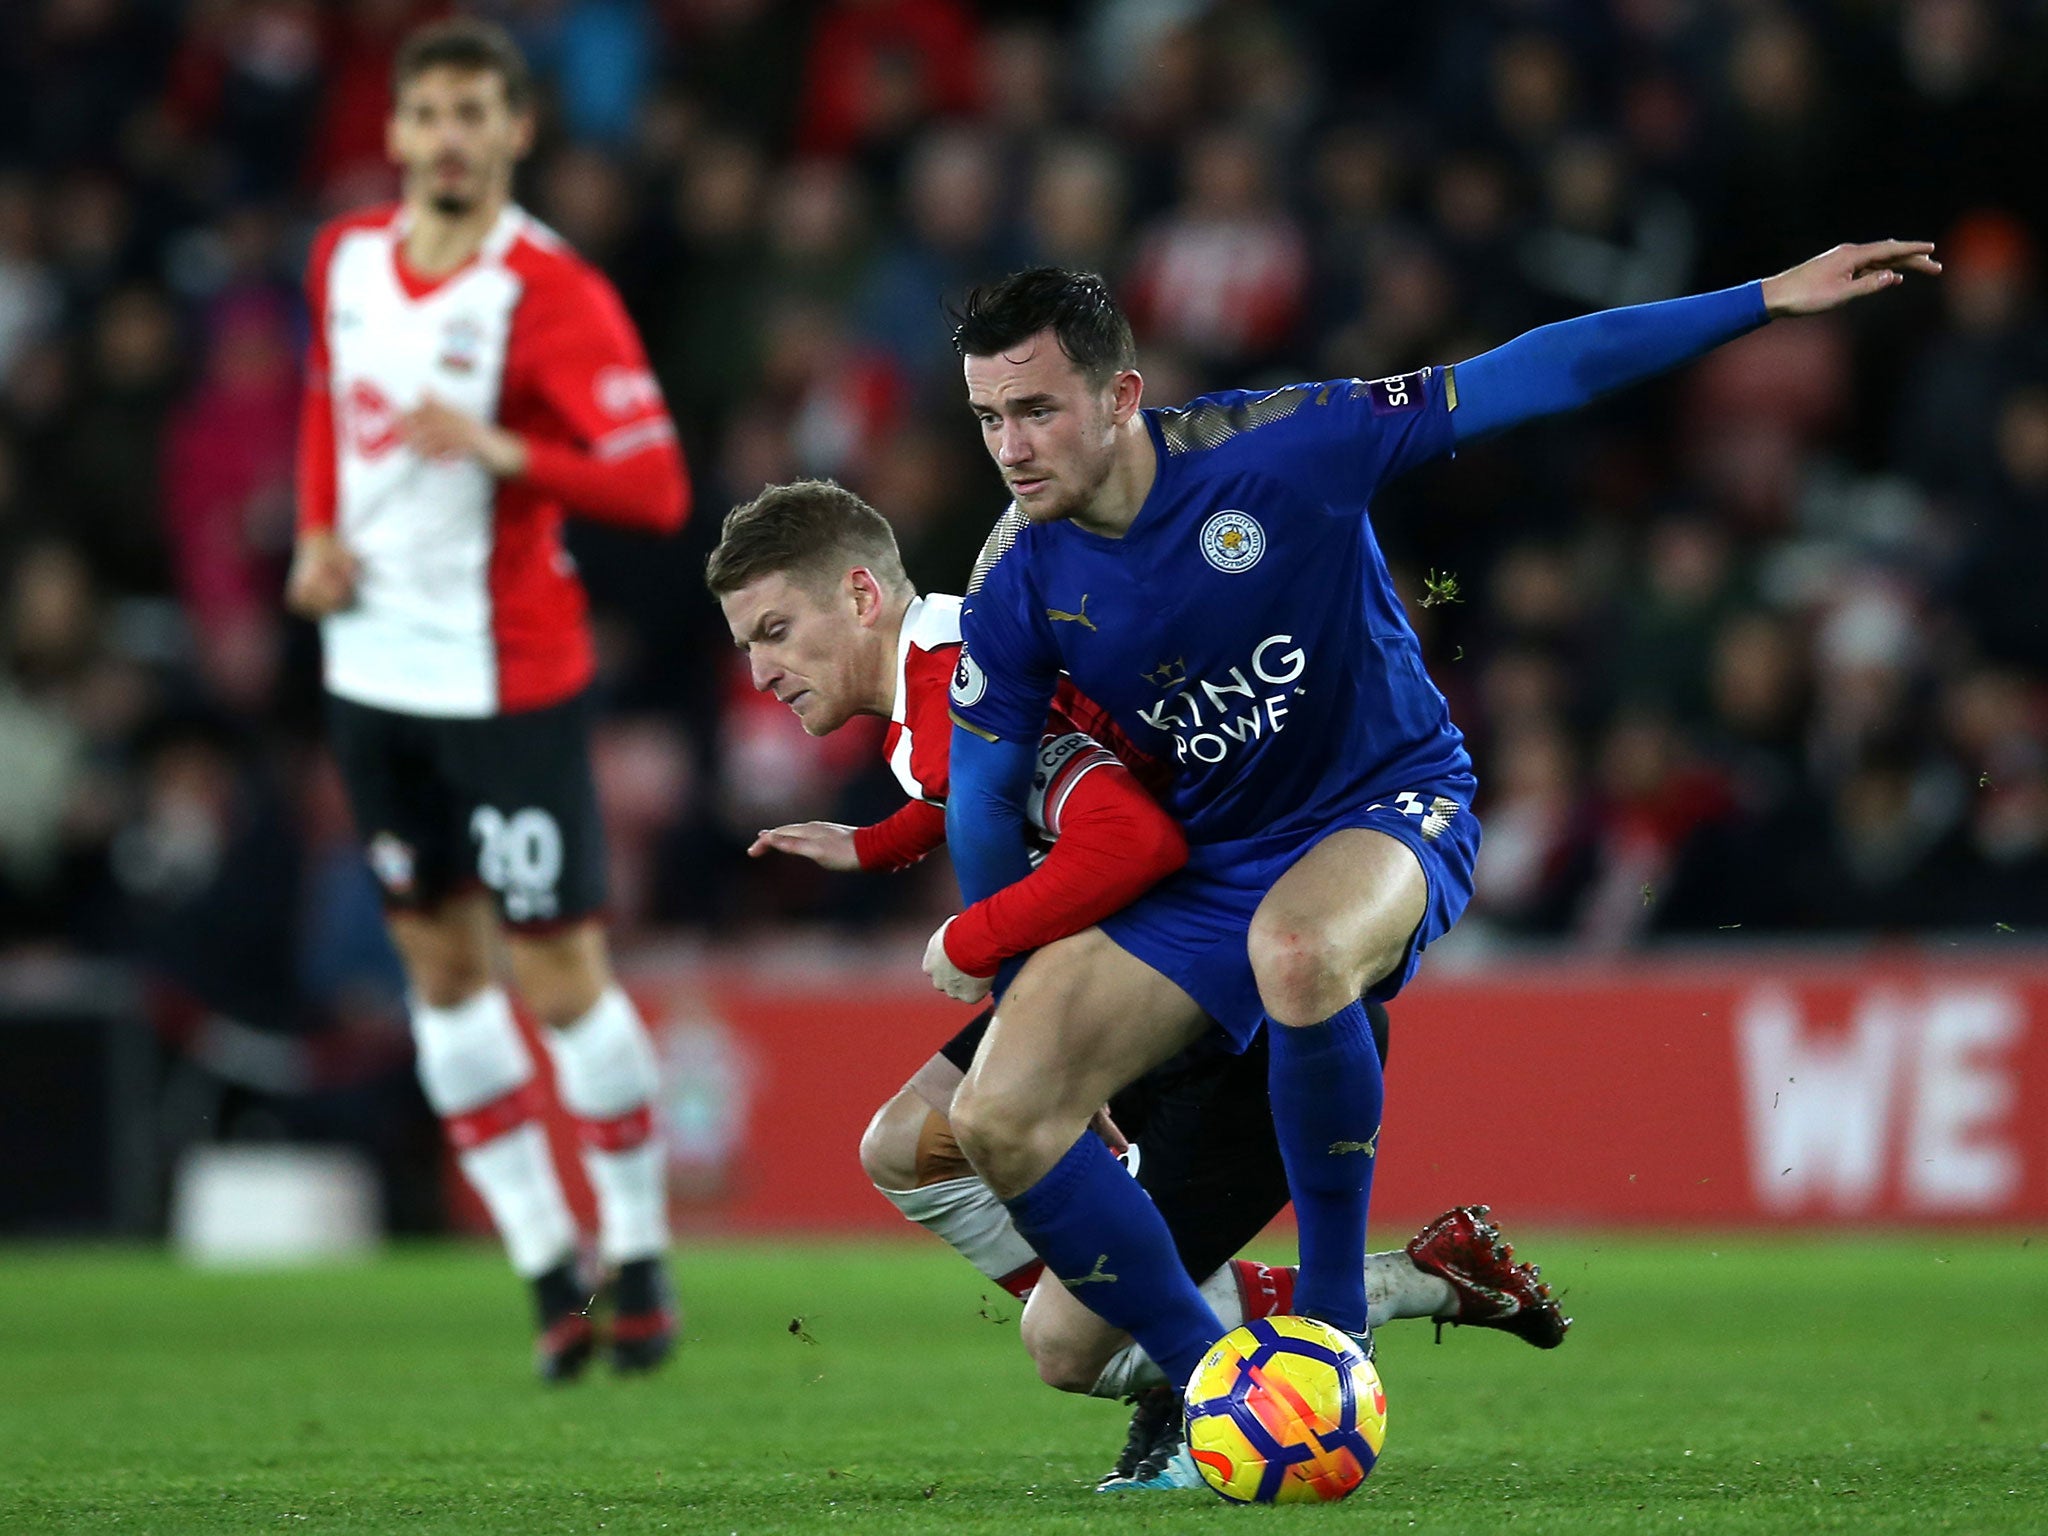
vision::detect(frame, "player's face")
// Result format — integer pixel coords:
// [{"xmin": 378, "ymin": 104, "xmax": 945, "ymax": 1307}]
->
[
  {"xmin": 388, "ymin": 67, "xmax": 532, "ymax": 218},
  {"xmin": 722, "ymin": 570, "xmax": 877, "ymax": 736},
  {"xmin": 965, "ymin": 331, "xmax": 1136, "ymax": 524}
]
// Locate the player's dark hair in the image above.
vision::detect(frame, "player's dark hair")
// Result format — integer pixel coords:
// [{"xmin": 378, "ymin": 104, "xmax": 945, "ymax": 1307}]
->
[
  {"xmin": 394, "ymin": 18, "xmax": 534, "ymax": 112},
  {"xmin": 706, "ymin": 480, "xmax": 913, "ymax": 600},
  {"xmin": 950, "ymin": 268, "xmax": 1136, "ymax": 383}
]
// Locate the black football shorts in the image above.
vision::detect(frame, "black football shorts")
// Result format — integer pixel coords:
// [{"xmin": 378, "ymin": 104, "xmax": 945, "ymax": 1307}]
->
[{"xmin": 326, "ymin": 688, "xmax": 608, "ymax": 929}]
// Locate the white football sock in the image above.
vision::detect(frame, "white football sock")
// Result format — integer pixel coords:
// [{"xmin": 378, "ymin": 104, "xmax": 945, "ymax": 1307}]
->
[
  {"xmin": 459, "ymin": 1122, "xmax": 581, "ymax": 1279},
  {"xmin": 1089, "ymin": 1250, "xmax": 1454, "ymax": 1399},
  {"xmin": 878, "ymin": 1175, "xmax": 1041, "ymax": 1292},
  {"xmin": 1367, "ymin": 1251, "xmax": 1456, "ymax": 1322},
  {"xmin": 411, "ymin": 988, "xmax": 575, "ymax": 1280},
  {"xmin": 545, "ymin": 986, "xmax": 669, "ymax": 1265},
  {"xmin": 412, "ymin": 986, "xmax": 531, "ymax": 1114},
  {"xmin": 1090, "ymin": 1262, "xmax": 1252, "ymax": 1398}
]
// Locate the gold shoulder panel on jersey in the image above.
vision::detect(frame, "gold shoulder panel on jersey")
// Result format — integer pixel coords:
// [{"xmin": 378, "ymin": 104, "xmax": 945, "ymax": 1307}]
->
[
  {"xmin": 967, "ymin": 503, "xmax": 1029, "ymax": 595},
  {"xmin": 1154, "ymin": 383, "xmax": 1316, "ymax": 457}
]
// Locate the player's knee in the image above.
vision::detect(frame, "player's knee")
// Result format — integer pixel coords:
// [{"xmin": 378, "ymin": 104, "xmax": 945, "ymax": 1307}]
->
[
  {"xmin": 944, "ymin": 1080, "xmax": 1002, "ymax": 1166},
  {"xmin": 858, "ymin": 1091, "xmax": 925, "ymax": 1191},
  {"xmin": 394, "ymin": 926, "xmax": 493, "ymax": 1009},
  {"xmin": 1020, "ymin": 1308, "xmax": 1108, "ymax": 1395},
  {"xmin": 509, "ymin": 927, "xmax": 608, "ymax": 1027},
  {"xmin": 1248, "ymin": 916, "xmax": 1356, "ymax": 1026},
  {"xmin": 946, "ymin": 1078, "xmax": 1030, "ymax": 1177}
]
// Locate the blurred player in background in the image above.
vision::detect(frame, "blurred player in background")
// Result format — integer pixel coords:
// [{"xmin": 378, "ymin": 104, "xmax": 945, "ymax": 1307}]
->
[
  {"xmin": 941, "ymin": 247, "xmax": 1936, "ymax": 1443},
  {"xmin": 706, "ymin": 480, "xmax": 1564, "ymax": 1489},
  {"xmin": 286, "ymin": 19, "xmax": 690, "ymax": 1381}
]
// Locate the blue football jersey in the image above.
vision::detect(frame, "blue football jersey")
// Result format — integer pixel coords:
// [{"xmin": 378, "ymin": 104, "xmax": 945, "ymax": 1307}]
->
[{"xmin": 952, "ymin": 367, "xmax": 1472, "ymax": 850}]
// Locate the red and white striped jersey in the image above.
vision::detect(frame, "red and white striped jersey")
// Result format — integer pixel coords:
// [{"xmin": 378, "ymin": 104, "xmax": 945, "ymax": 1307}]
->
[
  {"xmin": 298, "ymin": 202, "xmax": 688, "ymax": 718},
  {"xmin": 883, "ymin": 594, "xmax": 1123, "ymax": 838}
]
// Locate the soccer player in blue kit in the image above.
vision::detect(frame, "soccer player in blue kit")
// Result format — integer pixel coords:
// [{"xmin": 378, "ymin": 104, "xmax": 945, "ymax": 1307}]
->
[{"xmin": 937, "ymin": 242, "xmax": 1940, "ymax": 1432}]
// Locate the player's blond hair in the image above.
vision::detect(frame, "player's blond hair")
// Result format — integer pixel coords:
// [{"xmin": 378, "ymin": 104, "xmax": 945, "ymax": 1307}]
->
[{"xmin": 705, "ymin": 480, "xmax": 913, "ymax": 601}]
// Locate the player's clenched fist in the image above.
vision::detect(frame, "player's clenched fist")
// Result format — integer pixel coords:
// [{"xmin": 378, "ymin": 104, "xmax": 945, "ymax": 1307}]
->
[
  {"xmin": 285, "ymin": 531, "xmax": 358, "ymax": 617},
  {"xmin": 1760, "ymin": 240, "xmax": 1941, "ymax": 317},
  {"xmin": 924, "ymin": 917, "xmax": 994, "ymax": 1003},
  {"xmin": 748, "ymin": 821, "xmax": 861, "ymax": 870}
]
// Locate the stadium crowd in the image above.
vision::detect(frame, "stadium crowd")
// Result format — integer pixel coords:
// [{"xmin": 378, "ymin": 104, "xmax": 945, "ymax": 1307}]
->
[{"xmin": 2, "ymin": 0, "xmax": 2046, "ymax": 1062}]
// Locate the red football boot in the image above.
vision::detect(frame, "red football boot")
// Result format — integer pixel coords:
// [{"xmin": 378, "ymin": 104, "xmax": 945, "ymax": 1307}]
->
[{"xmin": 1406, "ymin": 1205, "xmax": 1570, "ymax": 1348}]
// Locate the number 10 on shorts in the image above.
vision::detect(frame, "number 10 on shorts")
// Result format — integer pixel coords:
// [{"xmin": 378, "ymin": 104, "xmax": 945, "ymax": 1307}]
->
[{"xmin": 471, "ymin": 805, "xmax": 565, "ymax": 921}]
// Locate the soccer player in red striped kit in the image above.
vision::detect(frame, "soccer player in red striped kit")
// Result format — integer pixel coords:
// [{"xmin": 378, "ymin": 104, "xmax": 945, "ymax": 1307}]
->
[{"xmin": 287, "ymin": 19, "xmax": 689, "ymax": 1380}]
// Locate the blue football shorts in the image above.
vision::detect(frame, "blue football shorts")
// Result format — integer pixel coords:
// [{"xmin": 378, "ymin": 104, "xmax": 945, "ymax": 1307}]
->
[{"xmin": 1097, "ymin": 782, "xmax": 1481, "ymax": 1049}]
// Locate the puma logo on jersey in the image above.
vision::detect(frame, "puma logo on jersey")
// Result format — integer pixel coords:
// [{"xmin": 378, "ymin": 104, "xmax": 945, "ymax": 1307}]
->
[
  {"xmin": 1045, "ymin": 595, "xmax": 1097, "ymax": 631},
  {"xmin": 1067, "ymin": 1253, "xmax": 1119, "ymax": 1286}
]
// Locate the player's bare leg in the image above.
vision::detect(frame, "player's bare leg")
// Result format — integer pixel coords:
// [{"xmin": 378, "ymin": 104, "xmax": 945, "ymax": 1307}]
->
[
  {"xmin": 951, "ymin": 928, "xmax": 1229, "ymax": 1440},
  {"xmin": 1248, "ymin": 827, "xmax": 1427, "ymax": 1349},
  {"xmin": 860, "ymin": 1067, "xmax": 1046, "ymax": 1300},
  {"xmin": 387, "ymin": 893, "xmax": 590, "ymax": 1380},
  {"xmin": 508, "ymin": 921, "xmax": 677, "ymax": 1374},
  {"xmin": 951, "ymin": 930, "xmax": 1208, "ymax": 1198}
]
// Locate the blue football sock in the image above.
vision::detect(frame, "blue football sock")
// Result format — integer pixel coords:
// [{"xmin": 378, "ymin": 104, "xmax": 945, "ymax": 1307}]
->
[
  {"xmin": 1005, "ymin": 1131, "xmax": 1223, "ymax": 1388},
  {"xmin": 1268, "ymin": 1000, "xmax": 1383, "ymax": 1333}
]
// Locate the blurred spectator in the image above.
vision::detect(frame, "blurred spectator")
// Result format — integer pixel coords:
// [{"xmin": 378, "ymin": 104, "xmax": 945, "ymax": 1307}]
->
[
  {"xmin": 797, "ymin": 0, "xmax": 982, "ymax": 165},
  {"xmin": 1468, "ymin": 714, "xmax": 1595, "ymax": 936},
  {"xmin": 54, "ymin": 285, "xmax": 180, "ymax": 596},
  {"xmin": 161, "ymin": 0, "xmax": 326, "ymax": 201},
  {"xmin": 0, "ymin": 176, "xmax": 60, "ymax": 391},
  {"xmin": 1898, "ymin": 211, "xmax": 2048, "ymax": 508},
  {"xmin": 547, "ymin": 0, "xmax": 660, "ymax": 148},
  {"xmin": 856, "ymin": 124, "xmax": 1012, "ymax": 388},
  {"xmin": 649, "ymin": 134, "xmax": 772, "ymax": 430},
  {"xmin": 160, "ymin": 291, "xmax": 299, "ymax": 712},
  {"xmin": 1519, "ymin": 133, "xmax": 1695, "ymax": 314},
  {"xmin": 307, "ymin": 0, "xmax": 439, "ymax": 208},
  {"xmin": 1023, "ymin": 136, "xmax": 1127, "ymax": 274},
  {"xmin": 1125, "ymin": 125, "xmax": 1308, "ymax": 372}
]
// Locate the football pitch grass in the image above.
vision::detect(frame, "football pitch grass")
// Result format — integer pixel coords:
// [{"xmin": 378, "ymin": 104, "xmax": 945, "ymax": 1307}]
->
[{"xmin": 2, "ymin": 1234, "xmax": 2042, "ymax": 1534}]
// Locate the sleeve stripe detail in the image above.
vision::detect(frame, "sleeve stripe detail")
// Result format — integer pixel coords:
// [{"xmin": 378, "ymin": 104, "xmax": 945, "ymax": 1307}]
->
[
  {"xmin": 593, "ymin": 418, "xmax": 677, "ymax": 459},
  {"xmin": 1042, "ymin": 751, "xmax": 1118, "ymax": 836},
  {"xmin": 949, "ymin": 710, "xmax": 1000, "ymax": 742},
  {"xmin": 1444, "ymin": 365, "xmax": 1459, "ymax": 411}
]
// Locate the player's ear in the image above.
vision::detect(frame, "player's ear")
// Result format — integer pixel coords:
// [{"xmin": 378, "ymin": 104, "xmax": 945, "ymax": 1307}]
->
[
  {"xmin": 1108, "ymin": 368, "xmax": 1144, "ymax": 425},
  {"xmin": 507, "ymin": 104, "xmax": 536, "ymax": 159},
  {"xmin": 847, "ymin": 567, "xmax": 884, "ymax": 625}
]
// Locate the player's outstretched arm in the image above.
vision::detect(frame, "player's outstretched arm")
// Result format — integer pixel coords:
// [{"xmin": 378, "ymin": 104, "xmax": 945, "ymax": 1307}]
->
[{"xmin": 1450, "ymin": 239, "xmax": 1939, "ymax": 445}]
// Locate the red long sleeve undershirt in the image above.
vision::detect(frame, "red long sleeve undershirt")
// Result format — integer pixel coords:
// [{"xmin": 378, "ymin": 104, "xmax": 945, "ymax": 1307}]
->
[
  {"xmin": 516, "ymin": 433, "xmax": 689, "ymax": 531},
  {"xmin": 853, "ymin": 799, "xmax": 948, "ymax": 872},
  {"xmin": 853, "ymin": 763, "xmax": 1188, "ymax": 980}
]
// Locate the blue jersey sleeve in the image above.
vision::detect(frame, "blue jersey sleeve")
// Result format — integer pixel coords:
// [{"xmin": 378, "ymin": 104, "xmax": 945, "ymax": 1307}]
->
[
  {"xmin": 1164, "ymin": 368, "xmax": 1457, "ymax": 508},
  {"xmin": 951, "ymin": 553, "xmax": 1060, "ymax": 747},
  {"xmin": 1450, "ymin": 282, "xmax": 1769, "ymax": 444},
  {"xmin": 946, "ymin": 550, "xmax": 1059, "ymax": 906}
]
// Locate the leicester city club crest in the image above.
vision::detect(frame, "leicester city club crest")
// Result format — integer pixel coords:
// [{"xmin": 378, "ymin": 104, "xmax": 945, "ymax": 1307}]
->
[{"xmin": 1200, "ymin": 509, "xmax": 1266, "ymax": 573}]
